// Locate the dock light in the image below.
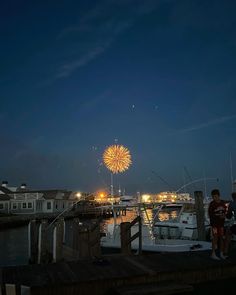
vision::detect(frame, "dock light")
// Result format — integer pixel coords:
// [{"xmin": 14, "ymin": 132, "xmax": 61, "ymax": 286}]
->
[{"xmin": 76, "ymin": 192, "xmax": 82, "ymax": 199}]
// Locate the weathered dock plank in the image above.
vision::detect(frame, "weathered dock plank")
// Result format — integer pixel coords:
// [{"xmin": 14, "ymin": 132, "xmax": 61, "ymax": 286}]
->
[{"xmin": 1, "ymin": 251, "xmax": 236, "ymax": 295}]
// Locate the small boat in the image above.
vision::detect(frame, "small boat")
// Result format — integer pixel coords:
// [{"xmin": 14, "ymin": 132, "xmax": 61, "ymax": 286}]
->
[
  {"xmin": 119, "ymin": 195, "xmax": 137, "ymax": 209},
  {"xmin": 101, "ymin": 223, "xmax": 211, "ymax": 252}
]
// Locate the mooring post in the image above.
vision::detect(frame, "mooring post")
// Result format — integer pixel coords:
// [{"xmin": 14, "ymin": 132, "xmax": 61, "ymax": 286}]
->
[
  {"xmin": 194, "ymin": 191, "xmax": 206, "ymax": 241},
  {"xmin": 72, "ymin": 218, "xmax": 80, "ymax": 251},
  {"xmin": 72, "ymin": 219, "xmax": 101, "ymax": 259},
  {"xmin": 89, "ymin": 221, "xmax": 101, "ymax": 258},
  {"xmin": 28, "ymin": 219, "xmax": 38, "ymax": 264},
  {"xmin": 62, "ymin": 217, "xmax": 66, "ymax": 244},
  {"xmin": 77, "ymin": 224, "xmax": 90, "ymax": 258},
  {"xmin": 37, "ymin": 219, "xmax": 49, "ymax": 264},
  {"xmin": 138, "ymin": 215, "xmax": 142, "ymax": 255},
  {"xmin": 120, "ymin": 222, "xmax": 131, "ymax": 255},
  {"xmin": 52, "ymin": 218, "xmax": 64, "ymax": 262}
]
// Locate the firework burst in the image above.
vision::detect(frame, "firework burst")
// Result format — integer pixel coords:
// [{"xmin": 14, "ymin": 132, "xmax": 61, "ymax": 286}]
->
[{"xmin": 103, "ymin": 145, "xmax": 132, "ymax": 174}]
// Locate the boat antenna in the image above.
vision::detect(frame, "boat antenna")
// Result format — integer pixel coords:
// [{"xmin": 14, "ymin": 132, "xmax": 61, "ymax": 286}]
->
[
  {"xmin": 203, "ymin": 170, "xmax": 207, "ymax": 200},
  {"xmin": 151, "ymin": 170, "xmax": 175, "ymax": 192},
  {"xmin": 183, "ymin": 166, "xmax": 195, "ymax": 193},
  {"xmin": 230, "ymin": 152, "xmax": 234, "ymax": 193}
]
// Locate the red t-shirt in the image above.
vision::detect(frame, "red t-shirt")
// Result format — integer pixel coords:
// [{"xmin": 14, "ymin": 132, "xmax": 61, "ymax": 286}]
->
[{"xmin": 208, "ymin": 200, "xmax": 226, "ymax": 226}]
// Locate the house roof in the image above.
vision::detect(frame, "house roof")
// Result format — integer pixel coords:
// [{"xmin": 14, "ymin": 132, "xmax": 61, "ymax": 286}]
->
[
  {"xmin": 0, "ymin": 186, "xmax": 13, "ymax": 194},
  {"xmin": 8, "ymin": 189, "xmax": 74, "ymax": 200}
]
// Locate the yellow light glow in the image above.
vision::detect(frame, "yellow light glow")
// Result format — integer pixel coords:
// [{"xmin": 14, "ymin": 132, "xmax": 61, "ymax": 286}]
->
[
  {"xmin": 76, "ymin": 192, "xmax": 81, "ymax": 198},
  {"xmin": 103, "ymin": 145, "xmax": 131, "ymax": 174},
  {"xmin": 141, "ymin": 194, "xmax": 151, "ymax": 203}
]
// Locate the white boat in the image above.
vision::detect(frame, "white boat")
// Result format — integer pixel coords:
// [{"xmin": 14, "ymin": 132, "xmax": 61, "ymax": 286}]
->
[
  {"xmin": 101, "ymin": 201, "xmax": 212, "ymax": 253},
  {"xmin": 119, "ymin": 195, "xmax": 137, "ymax": 208},
  {"xmin": 101, "ymin": 223, "xmax": 211, "ymax": 252}
]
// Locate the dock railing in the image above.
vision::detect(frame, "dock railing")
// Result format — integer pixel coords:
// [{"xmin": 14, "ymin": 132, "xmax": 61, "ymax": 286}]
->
[{"xmin": 120, "ymin": 215, "xmax": 142, "ymax": 255}]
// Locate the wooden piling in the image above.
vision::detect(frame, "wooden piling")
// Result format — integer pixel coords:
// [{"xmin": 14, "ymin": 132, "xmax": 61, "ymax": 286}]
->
[
  {"xmin": 28, "ymin": 219, "xmax": 38, "ymax": 264},
  {"xmin": 72, "ymin": 219, "xmax": 101, "ymax": 259},
  {"xmin": 120, "ymin": 222, "xmax": 131, "ymax": 255},
  {"xmin": 194, "ymin": 191, "xmax": 206, "ymax": 241},
  {"xmin": 37, "ymin": 219, "xmax": 49, "ymax": 264},
  {"xmin": 72, "ymin": 218, "xmax": 80, "ymax": 251},
  {"xmin": 52, "ymin": 218, "xmax": 64, "ymax": 262}
]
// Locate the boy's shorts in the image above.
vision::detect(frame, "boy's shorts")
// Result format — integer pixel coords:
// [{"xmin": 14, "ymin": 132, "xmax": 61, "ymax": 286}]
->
[{"xmin": 211, "ymin": 226, "xmax": 224, "ymax": 237}]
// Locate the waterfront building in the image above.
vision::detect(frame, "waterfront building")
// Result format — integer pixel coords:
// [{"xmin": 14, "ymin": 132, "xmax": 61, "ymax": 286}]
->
[{"xmin": 0, "ymin": 181, "xmax": 80, "ymax": 215}]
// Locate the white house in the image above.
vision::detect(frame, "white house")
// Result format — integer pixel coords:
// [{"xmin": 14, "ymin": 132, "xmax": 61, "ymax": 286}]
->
[{"xmin": 0, "ymin": 181, "xmax": 81, "ymax": 215}]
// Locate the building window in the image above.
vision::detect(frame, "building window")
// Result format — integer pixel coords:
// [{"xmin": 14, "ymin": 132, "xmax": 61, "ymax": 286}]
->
[
  {"xmin": 22, "ymin": 203, "xmax": 27, "ymax": 209},
  {"xmin": 47, "ymin": 202, "xmax": 51, "ymax": 210},
  {"xmin": 12, "ymin": 203, "xmax": 17, "ymax": 209},
  {"xmin": 0, "ymin": 204, "xmax": 4, "ymax": 209},
  {"xmin": 28, "ymin": 203, "xmax": 32, "ymax": 209}
]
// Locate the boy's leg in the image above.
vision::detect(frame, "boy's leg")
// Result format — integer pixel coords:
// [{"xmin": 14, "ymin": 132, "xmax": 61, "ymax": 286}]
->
[
  {"xmin": 211, "ymin": 227, "xmax": 220, "ymax": 259},
  {"xmin": 219, "ymin": 227, "xmax": 228, "ymax": 259}
]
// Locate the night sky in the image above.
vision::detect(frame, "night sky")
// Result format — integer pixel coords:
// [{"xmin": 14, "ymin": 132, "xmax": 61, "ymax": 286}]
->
[{"xmin": 1, "ymin": 0, "xmax": 236, "ymax": 198}]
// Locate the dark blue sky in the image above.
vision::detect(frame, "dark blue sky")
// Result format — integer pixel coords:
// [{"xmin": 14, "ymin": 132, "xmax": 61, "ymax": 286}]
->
[{"xmin": 1, "ymin": 0, "xmax": 236, "ymax": 198}]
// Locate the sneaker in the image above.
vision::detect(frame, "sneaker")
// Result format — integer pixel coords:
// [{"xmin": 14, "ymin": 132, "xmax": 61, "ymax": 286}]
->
[{"xmin": 211, "ymin": 253, "xmax": 220, "ymax": 260}]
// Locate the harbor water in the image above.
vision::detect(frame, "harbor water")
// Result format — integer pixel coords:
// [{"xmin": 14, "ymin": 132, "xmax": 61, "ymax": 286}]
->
[{"xmin": 0, "ymin": 207, "xmax": 181, "ymax": 266}]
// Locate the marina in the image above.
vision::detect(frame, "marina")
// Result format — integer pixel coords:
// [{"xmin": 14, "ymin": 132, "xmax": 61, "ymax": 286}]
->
[{"xmin": 1, "ymin": 191, "xmax": 236, "ymax": 294}]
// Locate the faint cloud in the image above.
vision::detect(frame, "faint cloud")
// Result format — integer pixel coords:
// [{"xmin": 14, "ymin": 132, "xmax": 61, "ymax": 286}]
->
[
  {"xmin": 56, "ymin": 43, "xmax": 110, "ymax": 79},
  {"xmin": 179, "ymin": 115, "xmax": 236, "ymax": 133},
  {"xmin": 55, "ymin": 0, "xmax": 161, "ymax": 79}
]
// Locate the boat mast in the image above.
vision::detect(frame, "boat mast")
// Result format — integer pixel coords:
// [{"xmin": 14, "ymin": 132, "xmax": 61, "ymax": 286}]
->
[{"xmin": 230, "ymin": 152, "xmax": 234, "ymax": 193}]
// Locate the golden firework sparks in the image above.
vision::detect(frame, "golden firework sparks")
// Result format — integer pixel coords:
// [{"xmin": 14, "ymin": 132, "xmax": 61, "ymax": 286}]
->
[{"xmin": 103, "ymin": 145, "xmax": 132, "ymax": 174}]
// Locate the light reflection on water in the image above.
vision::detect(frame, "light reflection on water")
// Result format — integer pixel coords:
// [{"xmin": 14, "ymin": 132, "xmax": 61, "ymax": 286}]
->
[{"xmin": 0, "ymin": 208, "xmax": 177, "ymax": 266}]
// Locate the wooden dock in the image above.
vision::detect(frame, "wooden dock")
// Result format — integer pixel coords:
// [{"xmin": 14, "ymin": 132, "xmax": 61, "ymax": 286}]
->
[{"xmin": 1, "ymin": 250, "xmax": 236, "ymax": 295}]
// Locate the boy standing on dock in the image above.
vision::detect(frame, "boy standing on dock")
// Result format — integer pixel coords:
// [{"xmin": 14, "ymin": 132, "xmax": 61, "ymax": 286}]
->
[{"xmin": 208, "ymin": 189, "xmax": 227, "ymax": 260}]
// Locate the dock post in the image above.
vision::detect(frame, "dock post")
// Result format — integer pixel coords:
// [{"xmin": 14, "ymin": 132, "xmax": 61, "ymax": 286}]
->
[
  {"xmin": 72, "ymin": 218, "xmax": 80, "ymax": 251},
  {"xmin": 62, "ymin": 217, "xmax": 66, "ymax": 244},
  {"xmin": 194, "ymin": 191, "xmax": 206, "ymax": 241},
  {"xmin": 37, "ymin": 219, "xmax": 49, "ymax": 264},
  {"xmin": 138, "ymin": 215, "xmax": 142, "ymax": 255},
  {"xmin": 28, "ymin": 219, "xmax": 38, "ymax": 264},
  {"xmin": 52, "ymin": 218, "xmax": 64, "ymax": 262},
  {"xmin": 88, "ymin": 220, "xmax": 101, "ymax": 258},
  {"xmin": 72, "ymin": 219, "xmax": 101, "ymax": 259},
  {"xmin": 120, "ymin": 222, "xmax": 131, "ymax": 255}
]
